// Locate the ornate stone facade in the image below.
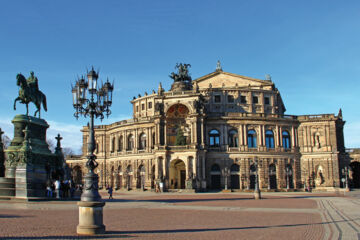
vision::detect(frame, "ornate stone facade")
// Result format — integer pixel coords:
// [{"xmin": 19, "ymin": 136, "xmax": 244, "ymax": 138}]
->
[{"xmin": 67, "ymin": 66, "xmax": 350, "ymax": 191}]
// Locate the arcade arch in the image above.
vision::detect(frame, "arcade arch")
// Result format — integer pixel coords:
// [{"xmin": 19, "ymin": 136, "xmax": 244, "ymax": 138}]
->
[{"xmin": 169, "ymin": 159, "xmax": 186, "ymax": 189}]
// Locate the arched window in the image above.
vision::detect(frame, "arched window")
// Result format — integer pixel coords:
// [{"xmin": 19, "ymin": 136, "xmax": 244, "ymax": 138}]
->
[
  {"xmin": 228, "ymin": 130, "xmax": 238, "ymax": 147},
  {"xmin": 111, "ymin": 137, "xmax": 115, "ymax": 152},
  {"xmin": 139, "ymin": 133, "xmax": 146, "ymax": 150},
  {"xmin": 282, "ymin": 131, "xmax": 291, "ymax": 149},
  {"xmin": 265, "ymin": 130, "xmax": 275, "ymax": 149},
  {"xmin": 118, "ymin": 136, "xmax": 123, "ymax": 152},
  {"xmin": 95, "ymin": 142, "xmax": 99, "ymax": 154},
  {"xmin": 247, "ymin": 130, "xmax": 257, "ymax": 148},
  {"xmin": 127, "ymin": 134, "xmax": 134, "ymax": 150},
  {"xmin": 209, "ymin": 129, "xmax": 220, "ymax": 147}
]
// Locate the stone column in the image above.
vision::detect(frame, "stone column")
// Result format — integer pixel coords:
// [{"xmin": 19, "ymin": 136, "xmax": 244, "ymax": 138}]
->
[
  {"xmin": 244, "ymin": 125, "xmax": 248, "ymax": 145},
  {"xmin": 147, "ymin": 128, "xmax": 150, "ymax": 152},
  {"xmin": 201, "ymin": 118, "xmax": 205, "ymax": 146},
  {"xmin": 239, "ymin": 124, "xmax": 244, "ymax": 146},
  {"xmin": 248, "ymin": 91, "xmax": 253, "ymax": 112},
  {"xmin": 291, "ymin": 126, "xmax": 296, "ymax": 148},
  {"xmin": 135, "ymin": 128, "xmax": 138, "ymax": 151},
  {"xmin": 194, "ymin": 120, "xmax": 198, "ymax": 145},
  {"xmin": 275, "ymin": 125, "xmax": 279, "ymax": 147},
  {"xmin": 164, "ymin": 120, "xmax": 167, "ymax": 146},
  {"xmin": 260, "ymin": 92, "xmax": 264, "ymax": 113}
]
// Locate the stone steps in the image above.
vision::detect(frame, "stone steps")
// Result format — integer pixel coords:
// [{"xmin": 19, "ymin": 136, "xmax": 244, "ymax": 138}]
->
[{"xmin": 0, "ymin": 177, "xmax": 15, "ymax": 196}]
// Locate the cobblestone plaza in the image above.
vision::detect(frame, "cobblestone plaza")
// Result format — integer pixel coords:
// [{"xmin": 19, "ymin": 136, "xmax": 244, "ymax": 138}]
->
[{"xmin": 1, "ymin": 191, "xmax": 360, "ymax": 239}]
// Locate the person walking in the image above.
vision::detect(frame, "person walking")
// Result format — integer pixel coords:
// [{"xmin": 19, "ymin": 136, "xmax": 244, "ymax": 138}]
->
[
  {"xmin": 107, "ymin": 186, "xmax": 113, "ymax": 199},
  {"xmin": 54, "ymin": 179, "xmax": 61, "ymax": 199},
  {"xmin": 46, "ymin": 181, "xmax": 53, "ymax": 198}
]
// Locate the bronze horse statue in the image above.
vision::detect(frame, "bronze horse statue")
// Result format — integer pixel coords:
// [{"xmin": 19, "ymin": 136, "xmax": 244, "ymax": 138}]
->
[{"xmin": 14, "ymin": 73, "xmax": 47, "ymax": 118}]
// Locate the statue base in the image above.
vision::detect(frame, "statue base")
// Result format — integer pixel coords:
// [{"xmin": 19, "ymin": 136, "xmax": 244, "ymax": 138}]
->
[
  {"xmin": 77, "ymin": 201, "xmax": 106, "ymax": 235},
  {"xmin": 4, "ymin": 115, "xmax": 63, "ymax": 199},
  {"xmin": 0, "ymin": 177, "xmax": 15, "ymax": 197},
  {"xmin": 15, "ymin": 164, "xmax": 47, "ymax": 198},
  {"xmin": 170, "ymin": 81, "xmax": 192, "ymax": 92}
]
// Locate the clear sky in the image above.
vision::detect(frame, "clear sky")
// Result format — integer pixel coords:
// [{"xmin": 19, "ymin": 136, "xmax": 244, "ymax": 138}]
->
[{"xmin": 1, "ymin": 0, "xmax": 360, "ymax": 152}]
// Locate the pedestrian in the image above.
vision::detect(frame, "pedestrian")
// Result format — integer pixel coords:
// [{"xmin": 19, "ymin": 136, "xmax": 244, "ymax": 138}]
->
[
  {"xmin": 46, "ymin": 181, "xmax": 53, "ymax": 198},
  {"xmin": 54, "ymin": 179, "xmax": 61, "ymax": 199},
  {"xmin": 159, "ymin": 182, "xmax": 163, "ymax": 193},
  {"xmin": 69, "ymin": 180, "xmax": 75, "ymax": 198},
  {"xmin": 107, "ymin": 186, "xmax": 113, "ymax": 199},
  {"xmin": 155, "ymin": 183, "xmax": 159, "ymax": 193}
]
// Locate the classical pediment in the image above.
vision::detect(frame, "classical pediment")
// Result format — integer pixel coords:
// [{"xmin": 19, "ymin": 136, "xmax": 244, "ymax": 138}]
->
[{"xmin": 193, "ymin": 71, "xmax": 273, "ymax": 89}]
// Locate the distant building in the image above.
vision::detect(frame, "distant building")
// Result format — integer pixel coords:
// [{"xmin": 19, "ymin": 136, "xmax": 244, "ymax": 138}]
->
[{"xmin": 67, "ymin": 63, "xmax": 358, "ymax": 191}]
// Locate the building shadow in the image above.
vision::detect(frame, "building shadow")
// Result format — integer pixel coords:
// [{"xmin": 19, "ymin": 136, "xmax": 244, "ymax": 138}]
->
[{"xmin": 3, "ymin": 218, "xmax": 358, "ymax": 239}]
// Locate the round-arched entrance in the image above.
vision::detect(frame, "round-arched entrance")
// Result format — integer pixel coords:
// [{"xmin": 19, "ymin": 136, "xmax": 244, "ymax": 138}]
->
[
  {"xmin": 269, "ymin": 164, "xmax": 277, "ymax": 189},
  {"xmin": 169, "ymin": 159, "xmax": 186, "ymax": 189},
  {"xmin": 124, "ymin": 165, "xmax": 133, "ymax": 190},
  {"xmin": 249, "ymin": 164, "xmax": 256, "ymax": 189},
  {"xmin": 230, "ymin": 164, "xmax": 240, "ymax": 189},
  {"xmin": 210, "ymin": 164, "xmax": 221, "ymax": 189},
  {"xmin": 137, "ymin": 165, "xmax": 146, "ymax": 189}
]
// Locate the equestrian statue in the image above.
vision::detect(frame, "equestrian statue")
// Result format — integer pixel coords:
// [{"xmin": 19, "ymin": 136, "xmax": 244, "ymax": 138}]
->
[{"xmin": 14, "ymin": 71, "xmax": 47, "ymax": 118}]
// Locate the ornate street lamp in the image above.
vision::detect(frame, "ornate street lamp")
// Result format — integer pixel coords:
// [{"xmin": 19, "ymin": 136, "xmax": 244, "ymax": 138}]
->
[
  {"xmin": 286, "ymin": 166, "xmax": 292, "ymax": 191},
  {"xmin": 253, "ymin": 157, "xmax": 261, "ymax": 200},
  {"xmin": 72, "ymin": 67, "xmax": 114, "ymax": 235},
  {"xmin": 342, "ymin": 166, "xmax": 350, "ymax": 192}
]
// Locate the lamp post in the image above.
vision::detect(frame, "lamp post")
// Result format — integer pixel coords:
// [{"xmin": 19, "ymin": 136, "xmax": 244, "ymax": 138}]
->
[
  {"xmin": 253, "ymin": 157, "xmax": 261, "ymax": 200},
  {"xmin": 342, "ymin": 166, "xmax": 350, "ymax": 192},
  {"xmin": 286, "ymin": 166, "xmax": 292, "ymax": 191},
  {"xmin": 72, "ymin": 67, "xmax": 114, "ymax": 235}
]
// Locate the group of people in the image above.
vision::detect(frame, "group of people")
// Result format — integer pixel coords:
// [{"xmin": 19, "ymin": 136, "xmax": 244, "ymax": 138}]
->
[{"xmin": 46, "ymin": 179, "xmax": 78, "ymax": 199}]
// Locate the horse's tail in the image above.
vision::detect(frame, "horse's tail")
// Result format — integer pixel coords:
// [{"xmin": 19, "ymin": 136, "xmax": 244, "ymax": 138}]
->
[{"xmin": 42, "ymin": 93, "xmax": 47, "ymax": 112}]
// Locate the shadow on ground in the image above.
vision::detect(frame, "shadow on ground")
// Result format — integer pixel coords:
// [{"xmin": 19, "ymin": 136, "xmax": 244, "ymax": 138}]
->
[{"xmin": 2, "ymin": 218, "xmax": 358, "ymax": 239}]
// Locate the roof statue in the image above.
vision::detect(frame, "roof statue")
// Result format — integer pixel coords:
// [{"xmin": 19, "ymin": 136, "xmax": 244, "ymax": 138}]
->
[
  {"xmin": 265, "ymin": 74, "xmax": 272, "ymax": 81},
  {"xmin": 14, "ymin": 72, "xmax": 47, "ymax": 118},
  {"xmin": 338, "ymin": 108, "xmax": 343, "ymax": 119},
  {"xmin": 169, "ymin": 63, "xmax": 192, "ymax": 83},
  {"xmin": 216, "ymin": 60, "xmax": 222, "ymax": 71}
]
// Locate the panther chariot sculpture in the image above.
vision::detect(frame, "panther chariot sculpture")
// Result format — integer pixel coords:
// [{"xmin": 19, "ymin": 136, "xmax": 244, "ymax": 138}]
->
[{"xmin": 13, "ymin": 71, "xmax": 47, "ymax": 118}]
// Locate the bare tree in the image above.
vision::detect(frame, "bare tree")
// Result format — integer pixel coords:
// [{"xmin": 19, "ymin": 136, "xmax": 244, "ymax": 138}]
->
[
  {"xmin": 2, "ymin": 134, "xmax": 11, "ymax": 149},
  {"xmin": 47, "ymin": 138, "xmax": 56, "ymax": 153},
  {"xmin": 62, "ymin": 147, "xmax": 75, "ymax": 157}
]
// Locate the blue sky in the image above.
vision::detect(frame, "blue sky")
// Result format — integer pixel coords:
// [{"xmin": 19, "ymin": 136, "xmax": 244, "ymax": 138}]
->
[{"xmin": 1, "ymin": 0, "xmax": 360, "ymax": 151}]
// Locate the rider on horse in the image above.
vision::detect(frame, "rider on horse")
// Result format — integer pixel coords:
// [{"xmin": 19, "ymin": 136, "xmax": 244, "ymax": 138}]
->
[{"xmin": 27, "ymin": 71, "xmax": 39, "ymax": 96}]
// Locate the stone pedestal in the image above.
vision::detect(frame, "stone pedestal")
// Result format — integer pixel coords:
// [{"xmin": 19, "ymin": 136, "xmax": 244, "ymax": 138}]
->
[
  {"xmin": 3, "ymin": 115, "xmax": 63, "ymax": 199},
  {"xmin": 77, "ymin": 201, "xmax": 106, "ymax": 235},
  {"xmin": 0, "ymin": 177, "xmax": 15, "ymax": 197},
  {"xmin": 15, "ymin": 165, "xmax": 47, "ymax": 199}
]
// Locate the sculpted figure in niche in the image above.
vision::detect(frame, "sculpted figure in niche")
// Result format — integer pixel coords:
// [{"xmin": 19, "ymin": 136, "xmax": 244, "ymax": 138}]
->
[
  {"xmin": 314, "ymin": 133, "xmax": 321, "ymax": 148},
  {"xmin": 315, "ymin": 167, "xmax": 325, "ymax": 186}
]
